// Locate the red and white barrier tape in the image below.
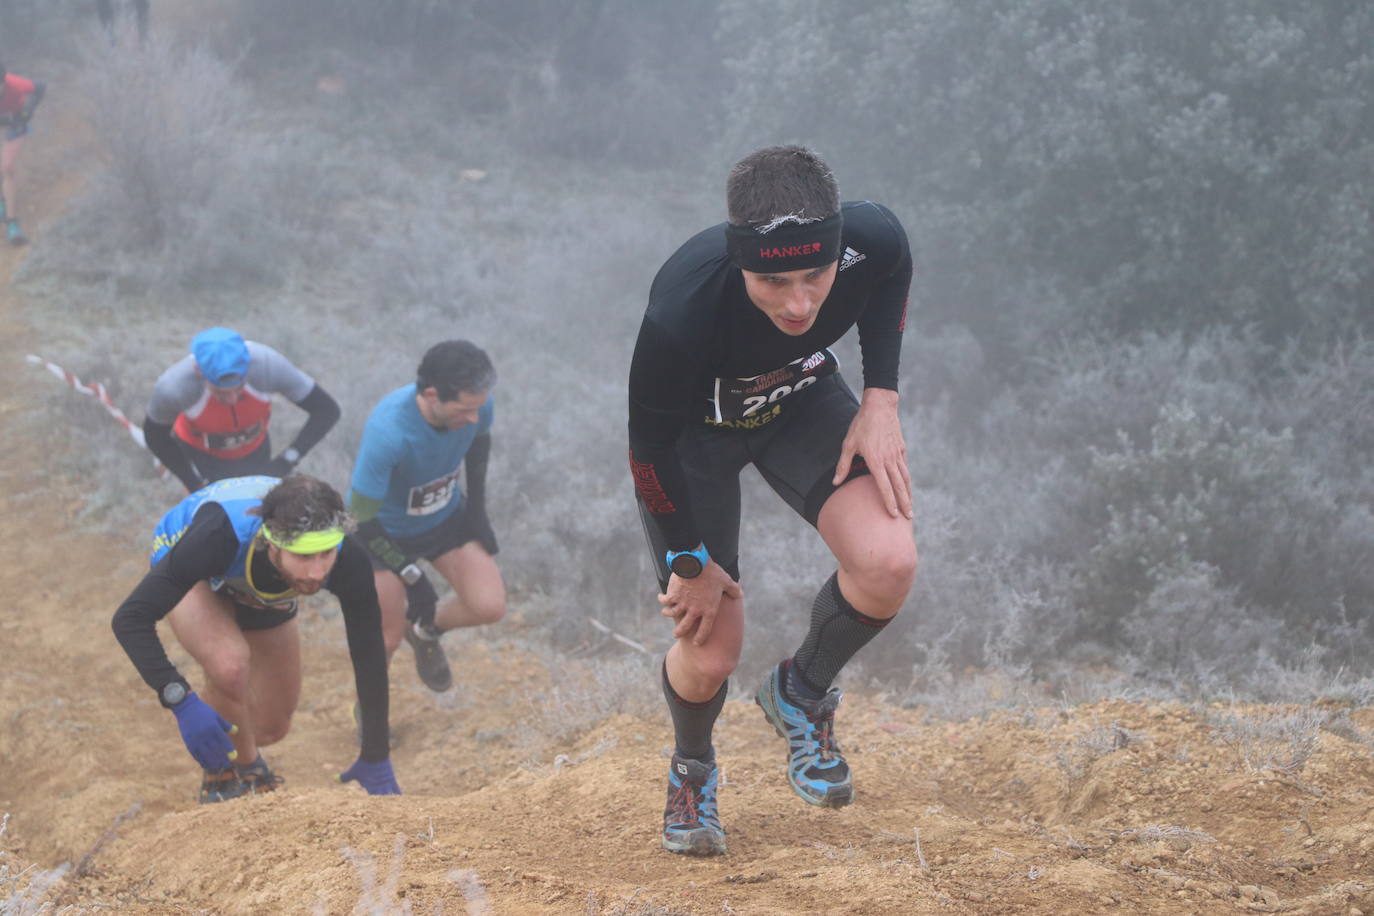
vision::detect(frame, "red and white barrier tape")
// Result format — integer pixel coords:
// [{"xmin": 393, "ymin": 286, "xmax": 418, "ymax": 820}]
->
[{"xmin": 25, "ymin": 353, "xmax": 168, "ymax": 477}]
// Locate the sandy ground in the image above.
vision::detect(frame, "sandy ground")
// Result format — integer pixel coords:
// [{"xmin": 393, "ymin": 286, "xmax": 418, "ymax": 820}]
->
[{"xmin": 3, "ymin": 23, "xmax": 1374, "ymax": 916}]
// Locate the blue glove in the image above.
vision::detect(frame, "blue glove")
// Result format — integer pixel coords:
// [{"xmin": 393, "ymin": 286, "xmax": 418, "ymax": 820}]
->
[
  {"xmin": 339, "ymin": 757, "xmax": 401, "ymax": 795},
  {"xmin": 170, "ymin": 693, "xmax": 238, "ymax": 770}
]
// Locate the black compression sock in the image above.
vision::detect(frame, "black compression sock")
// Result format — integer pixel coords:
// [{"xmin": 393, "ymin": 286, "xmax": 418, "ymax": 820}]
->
[
  {"xmin": 662, "ymin": 660, "xmax": 727, "ymax": 761},
  {"xmin": 790, "ymin": 572, "xmax": 891, "ymax": 699}
]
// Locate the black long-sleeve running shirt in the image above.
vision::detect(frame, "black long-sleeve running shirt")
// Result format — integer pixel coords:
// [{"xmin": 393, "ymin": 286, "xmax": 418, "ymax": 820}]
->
[
  {"xmin": 111, "ymin": 503, "xmax": 392, "ymax": 761},
  {"xmin": 288, "ymin": 383, "xmax": 343, "ymax": 457},
  {"xmin": 628, "ymin": 200, "xmax": 912, "ymax": 551}
]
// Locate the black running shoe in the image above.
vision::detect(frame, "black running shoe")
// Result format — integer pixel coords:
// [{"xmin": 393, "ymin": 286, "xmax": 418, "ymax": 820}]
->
[
  {"xmin": 661, "ymin": 753, "xmax": 726, "ymax": 856},
  {"xmin": 236, "ymin": 754, "xmax": 284, "ymax": 794},
  {"xmin": 403, "ymin": 620, "xmax": 453, "ymax": 692},
  {"xmin": 199, "ymin": 767, "xmax": 249, "ymax": 804}
]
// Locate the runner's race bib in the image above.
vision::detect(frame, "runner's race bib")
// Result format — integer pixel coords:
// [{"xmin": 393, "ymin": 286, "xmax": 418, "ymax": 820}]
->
[
  {"xmin": 408, "ymin": 470, "xmax": 461, "ymax": 516},
  {"xmin": 707, "ymin": 349, "xmax": 838, "ymax": 428},
  {"xmin": 205, "ymin": 423, "xmax": 263, "ymax": 452}
]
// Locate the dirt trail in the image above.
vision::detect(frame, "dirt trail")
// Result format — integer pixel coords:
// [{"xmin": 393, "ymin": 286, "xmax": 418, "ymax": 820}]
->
[{"xmin": 3, "ymin": 26, "xmax": 1374, "ymax": 916}]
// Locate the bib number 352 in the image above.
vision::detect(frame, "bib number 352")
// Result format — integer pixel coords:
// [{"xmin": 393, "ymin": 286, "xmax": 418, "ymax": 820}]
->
[{"xmin": 408, "ymin": 472, "xmax": 460, "ymax": 516}]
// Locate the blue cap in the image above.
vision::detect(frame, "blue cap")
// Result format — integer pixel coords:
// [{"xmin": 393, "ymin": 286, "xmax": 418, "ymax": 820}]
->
[{"xmin": 190, "ymin": 327, "xmax": 250, "ymax": 386}]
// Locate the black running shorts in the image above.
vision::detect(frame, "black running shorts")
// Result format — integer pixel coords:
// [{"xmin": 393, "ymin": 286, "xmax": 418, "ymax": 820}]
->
[
  {"xmin": 364, "ymin": 500, "xmax": 498, "ymax": 573},
  {"xmin": 639, "ymin": 373, "xmax": 870, "ymax": 591},
  {"xmin": 230, "ymin": 600, "xmax": 299, "ymax": 631},
  {"xmin": 210, "ymin": 582, "xmax": 298, "ymax": 631},
  {"xmin": 182, "ymin": 436, "xmax": 273, "ymax": 485}
]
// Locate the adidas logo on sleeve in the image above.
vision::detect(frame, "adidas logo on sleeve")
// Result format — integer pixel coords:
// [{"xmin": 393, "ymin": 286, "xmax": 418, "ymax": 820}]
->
[{"xmin": 839, "ymin": 246, "xmax": 867, "ymax": 271}]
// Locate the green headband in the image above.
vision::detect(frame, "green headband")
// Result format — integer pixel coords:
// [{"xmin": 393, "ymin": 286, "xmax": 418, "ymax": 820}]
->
[{"xmin": 260, "ymin": 525, "xmax": 345, "ymax": 554}]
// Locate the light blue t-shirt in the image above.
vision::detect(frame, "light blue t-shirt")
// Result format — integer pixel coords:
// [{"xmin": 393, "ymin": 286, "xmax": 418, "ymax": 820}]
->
[{"xmin": 349, "ymin": 385, "xmax": 494, "ymax": 539}]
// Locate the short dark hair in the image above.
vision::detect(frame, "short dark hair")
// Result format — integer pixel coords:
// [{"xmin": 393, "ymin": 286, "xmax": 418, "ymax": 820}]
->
[
  {"xmin": 726, "ymin": 145, "xmax": 840, "ymax": 227},
  {"xmin": 252, "ymin": 475, "xmax": 353, "ymax": 543},
  {"xmin": 416, "ymin": 339, "xmax": 496, "ymax": 401}
]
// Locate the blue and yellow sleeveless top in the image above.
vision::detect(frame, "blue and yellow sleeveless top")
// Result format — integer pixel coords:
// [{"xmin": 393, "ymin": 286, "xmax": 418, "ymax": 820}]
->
[{"xmin": 151, "ymin": 476, "xmax": 298, "ymax": 610}]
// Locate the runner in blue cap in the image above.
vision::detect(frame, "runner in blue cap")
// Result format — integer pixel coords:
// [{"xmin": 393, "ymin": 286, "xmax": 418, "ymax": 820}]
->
[{"xmin": 144, "ymin": 327, "xmax": 342, "ymax": 492}]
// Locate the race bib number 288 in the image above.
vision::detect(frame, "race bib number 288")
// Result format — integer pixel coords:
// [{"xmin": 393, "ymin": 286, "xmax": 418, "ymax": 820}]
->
[{"xmin": 708, "ymin": 349, "xmax": 838, "ymax": 426}]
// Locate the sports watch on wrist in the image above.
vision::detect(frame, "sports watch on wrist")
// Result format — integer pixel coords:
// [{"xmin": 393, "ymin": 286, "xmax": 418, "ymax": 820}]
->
[
  {"xmin": 400, "ymin": 563, "xmax": 423, "ymax": 585},
  {"xmin": 665, "ymin": 543, "xmax": 710, "ymax": 579},
  {"xmin": 159, "ymin": 681, "xmax": 189, "ymax": 709}
]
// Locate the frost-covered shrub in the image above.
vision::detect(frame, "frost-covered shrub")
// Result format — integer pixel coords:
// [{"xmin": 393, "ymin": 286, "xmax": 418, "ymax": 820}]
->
[
  {"xmin": 1071, "ymin": 402, "xmax": 1341, "ymax": 643},
  {"xmin": 41, "ymin": 37, "xmax": 338, "ymax": 292}
]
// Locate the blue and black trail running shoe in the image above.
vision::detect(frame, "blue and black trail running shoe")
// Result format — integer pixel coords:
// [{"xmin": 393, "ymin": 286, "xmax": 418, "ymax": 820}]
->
[
  {"xmin": 198, "ymin": 767, "xmax": 249, "ymax": 804},
  {"xmin": 755, "ymin": 663, "xmax": 853, "ymax": 807},
  {"xmin": 236, "ymin": 754, "xmax": 284, "ymax": 794},
  {"xmin": 661, "ymin": 753, "xmax": 726, "ymax": 856}
]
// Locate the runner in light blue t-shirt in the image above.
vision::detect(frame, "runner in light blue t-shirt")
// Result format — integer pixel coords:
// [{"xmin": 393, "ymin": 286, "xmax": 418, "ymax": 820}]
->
[{"xmin": 349, "ymin": 340, "xmax": 506, "ymax": 696}]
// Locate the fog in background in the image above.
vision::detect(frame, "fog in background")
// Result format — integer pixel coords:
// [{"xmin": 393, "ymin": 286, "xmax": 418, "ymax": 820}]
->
[{"xmin": 8, "ymin": 0, "xmax": 1374, "ymax": 706}]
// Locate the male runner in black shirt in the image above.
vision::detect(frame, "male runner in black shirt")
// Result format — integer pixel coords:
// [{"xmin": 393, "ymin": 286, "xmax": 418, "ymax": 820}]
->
[{"xmin": 629, "ymin": 146, "xmax": 917, "ymax": 855}]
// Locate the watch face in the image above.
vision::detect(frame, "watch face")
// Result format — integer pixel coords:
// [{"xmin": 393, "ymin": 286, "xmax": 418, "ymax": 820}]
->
[
  {"xmin": 670, "ymin": 554, "xmax": 704, "ymax": 579},
  {"xmin": 162, "ymin": 682, "xmax": 187, "ymax": 706}
]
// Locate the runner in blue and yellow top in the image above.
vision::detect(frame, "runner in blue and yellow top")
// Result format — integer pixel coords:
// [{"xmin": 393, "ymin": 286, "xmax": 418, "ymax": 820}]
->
[
  {"xmin": 112, "ymin": 475, "xmax": 400, "ymax": 803},
  {"xmin": 350, "ymin": 340, "xmax": 506, "ymax": 698}
]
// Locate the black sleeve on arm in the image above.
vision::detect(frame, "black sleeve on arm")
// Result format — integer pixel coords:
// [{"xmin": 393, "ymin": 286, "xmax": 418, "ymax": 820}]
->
[
  {"xmin": 143, "ymin": 418, "xmax": 205, "ymax": 492},
  {"xmin": 627, "ymin": 317, "xmax": 703, "ymax": 552},
  {"xmin": 111, "ymin": 504, "xmax": 239, "ymax": 695},
  {"xmin": 330, "ymin": 536, "xmax": 391, "ymax": 762},
  {"xmin": 855, "ymin": 205, "xmax": 914, "ymax": 391},
  {"xmin": 285, "ymin": 383, "xmax": 342, "ymax": 458},
  {"xmin": 464, "ymin": 432, "xmax": 491, "ymax": 511}
]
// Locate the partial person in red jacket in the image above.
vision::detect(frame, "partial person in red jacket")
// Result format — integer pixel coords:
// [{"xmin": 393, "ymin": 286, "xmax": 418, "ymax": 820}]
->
[
  {"xmin": 144, "ymin": 327, "xmax": 342, "ymax": 493},
  {"xmin": 0, "ymin": 61, "xmax": 45, "ymax": 246}
]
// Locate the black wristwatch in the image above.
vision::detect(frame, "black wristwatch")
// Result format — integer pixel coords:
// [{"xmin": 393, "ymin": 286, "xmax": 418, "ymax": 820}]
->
[
  {"xmin": 665, "ymin": 543, "xmax": 710, "ymax": 579},
  {"xmin": 159, "ymin": 681, "xmax": 189, "ymax": 709}
]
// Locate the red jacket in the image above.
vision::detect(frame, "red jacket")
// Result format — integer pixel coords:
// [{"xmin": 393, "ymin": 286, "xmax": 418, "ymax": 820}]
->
[
  {"xmin": 173, "ymin": 386, "xmax": 274, "ymax": 459},
  {"xmin": 0, "ymin": 74, "xmax": 36, "ymax": 116}
]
